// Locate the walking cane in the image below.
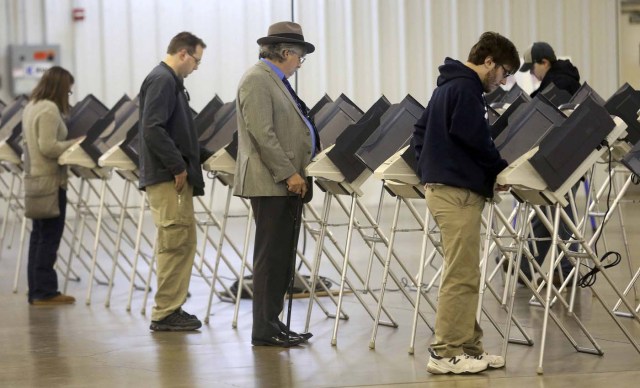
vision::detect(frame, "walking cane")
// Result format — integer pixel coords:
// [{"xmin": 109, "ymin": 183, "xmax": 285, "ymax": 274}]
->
[{"xmin": 286, "ymin": 194, "xmax": 304, "ymax": 345}]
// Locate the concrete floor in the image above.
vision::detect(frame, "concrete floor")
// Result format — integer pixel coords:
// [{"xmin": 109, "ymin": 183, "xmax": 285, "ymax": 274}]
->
[{"xmin": 1, "ymin": 183, "xmax": 640, "ymax": 388}]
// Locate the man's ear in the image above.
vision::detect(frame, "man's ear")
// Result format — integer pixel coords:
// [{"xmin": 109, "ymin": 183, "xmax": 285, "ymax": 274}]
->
[
  {"xmin": 484, "ymin": 56, "xmax": 496, "ymax": 69},
  {"xmin": 178, "ymin": 48, "xmax": 188, "ymax": 62}
]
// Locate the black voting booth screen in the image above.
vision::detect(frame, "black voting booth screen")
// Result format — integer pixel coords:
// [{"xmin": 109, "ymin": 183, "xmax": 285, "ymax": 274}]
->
[
  {"xmin": 529, "ymin": 96, "xmax": 616, "ymax": 191},
  {"xmin": 622, "ymin": 142, "xmax": 640, "ymax": 176},
  {"xmin": 487, "ymin": 105, "xmax": 500, "ymax": 126},
  {"xmin": 0, "ymin": 95, "xmax": 29, "ymax": 155},
  {"xmin": 493, "ymin": 95, "xmax": 566, "ymax": 164},
  {"xmin": 327, "ymin": 96, "xmax": 391, "ymax": 182},
  {"xmin": 312, "ymin": 93, "xmax": 363, "ymax": 148},
  {"xmin": 489, "ymin": 83, "xmax": 526, "ymax": 109},
  {"xmin": 121, "ymin": 123, "xmax": 140, "ymax": 167},
  {"xmin": 501, "ymin": 83, "xmax": 526, "ymax": 105},
  {"xmin": 81, "ymin": 95, "xmax": 138, "ymax": 162},
  {"xmin": 569, "ymin": 82, "xmax": 606, "ymax": 106},
  {"xmin": 539, "ymin": 82, "xmax": 572, "ymax": 107},
  {"xmin": 605, "ymin": 83, "xmax": 640, "ymax": 145},
  {"xmin": 195, "ymin": 95, "xmax": 224, "ymax": 144},
  {"xmin": 490, "ymin": 93, "xmax": 531, "ymax": 139},
  {"xmin": 307, "ymin": 94, "xmax": 332, "ymax": 119},
  {"xmin": 66, "ymin": 94, "xmax": 109, "ymax": 140},
  {"xmin": 484, "ymin": 87, "xmax": 507, "ymax": 105},
  {"xmin": 201, "ymin": 101, "xmax": 237, "ymax": 154},
  {"xmin": 0, "ymin": 96, "xmax": 29, "ymax": 132},
  {"xmin": 356, "ymin": 95, "xmax": 425, "ymax": 173},
  {"xmin": 225, "ymin": 131, "xmax": 239, "ymax": 160}
]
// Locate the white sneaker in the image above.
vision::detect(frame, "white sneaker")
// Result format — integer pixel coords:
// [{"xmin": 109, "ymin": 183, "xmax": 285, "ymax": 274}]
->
[
  {"xmin": 426, "ymin": 349, "xmax": 489, "ymax": 374},
  {"xmin": 470, "ymin": 352, "xmax": 505, "ymax": 368}
]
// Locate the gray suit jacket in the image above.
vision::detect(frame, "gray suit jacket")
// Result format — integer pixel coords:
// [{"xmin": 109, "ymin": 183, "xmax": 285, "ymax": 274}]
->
[{"xmin": 233, "ymin": 61, "xmax": 313, "ymax": 197}]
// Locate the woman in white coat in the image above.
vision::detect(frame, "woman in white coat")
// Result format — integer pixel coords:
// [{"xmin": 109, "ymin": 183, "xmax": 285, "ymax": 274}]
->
[{"xmin": 22, "ymin": 66, "xmax": 81, "ymax": 305}]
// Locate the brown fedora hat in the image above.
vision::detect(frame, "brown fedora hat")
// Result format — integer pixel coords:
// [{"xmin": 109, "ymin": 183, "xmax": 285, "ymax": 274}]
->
[{"xmin": 257, "ymin": 21, "xmax": 315, "ymax": 54}]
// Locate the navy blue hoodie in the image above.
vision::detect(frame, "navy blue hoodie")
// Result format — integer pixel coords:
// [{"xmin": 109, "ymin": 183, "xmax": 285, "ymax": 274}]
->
[{"xmin": 412, "ymin": 58, "xmax": 507, "ymax": 198}]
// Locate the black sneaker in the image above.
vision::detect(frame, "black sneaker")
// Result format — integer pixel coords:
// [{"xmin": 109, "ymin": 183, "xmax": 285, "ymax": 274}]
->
[
  {"xmin": 177, "ymin": 308, "xmax": 198, "ymax": 320},
  {"xmin": 150, "ymin": 309, "xmax": 202, "ymax": 331}
]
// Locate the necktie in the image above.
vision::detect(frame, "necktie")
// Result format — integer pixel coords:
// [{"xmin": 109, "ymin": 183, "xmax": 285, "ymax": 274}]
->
[{"xmin": 281, "ymin": 77, "xmax": 320, "ymax": 154}]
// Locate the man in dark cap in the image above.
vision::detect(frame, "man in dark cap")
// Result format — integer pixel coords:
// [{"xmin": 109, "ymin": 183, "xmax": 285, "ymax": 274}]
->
[
  {"xmin": 234, "ymin": 21, "xmax": 319, "ymax": 347},
  {"xmin": 518, "ymin": 42, "xmax": 581, "ymax": 286},
  {"xmin": 519, "ymin": 41, "xmax": 580, "ymax": 97}
]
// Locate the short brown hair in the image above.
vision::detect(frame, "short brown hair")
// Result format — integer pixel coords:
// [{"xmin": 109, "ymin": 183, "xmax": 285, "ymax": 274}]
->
[
  {"xmin": 30, "ymin": 66, "xmax": 74, "ymax": 115},
  {"xmin": 467, "ymin": 31, "xmax": 520, "ymax": 73},
  {"xmin": 167, "ymin": 31, "xmax": 207, "ymax": 55}
]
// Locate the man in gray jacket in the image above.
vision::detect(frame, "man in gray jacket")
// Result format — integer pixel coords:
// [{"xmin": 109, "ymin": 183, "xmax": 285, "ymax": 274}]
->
[
  {"xmin": 139, "ymin": 31, "xmax": 210, "ymax": 331},
  {"xmin": 235, "ymin": 21, "xmax": 319, "ymax": 347}
]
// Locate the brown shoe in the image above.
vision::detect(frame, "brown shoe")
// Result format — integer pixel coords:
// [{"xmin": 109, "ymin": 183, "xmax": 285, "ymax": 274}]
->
[{"xmin": 32, "ymin": 294, "xmax": 76, "ymax": 305}]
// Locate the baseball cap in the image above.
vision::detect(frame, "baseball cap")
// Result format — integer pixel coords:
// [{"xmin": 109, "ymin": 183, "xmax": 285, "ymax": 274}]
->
[{"xmin": 519, "ymin": 42, "xmax": 557, "ymax": 72}]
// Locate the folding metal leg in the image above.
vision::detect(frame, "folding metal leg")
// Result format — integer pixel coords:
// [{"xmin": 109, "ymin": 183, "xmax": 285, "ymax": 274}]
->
[
  {"xmin": 61, "ymin": 178, "xmax": 87, "ymax": 293},
  {"xmin": 303, "ymin": 191, "xmax": 347, "ymax": 331},
  {"xmin": 499, "ymin": 202, "xmax": 535, "ymax": 363},
  {"xmin": 331, "ymin": 193, "xmax": 360, "ymax": 346},
  {"xmin": 85, "ymin": 179, "xmax": 108, "ymax": 305},
  {"xmin": 194, "ymin": 193, "xmax": 252, "ymax": 301},
  {"xmin": 475, "ymin": 205, "xmax": 534, "ymax": 348},
  {"xmin": 362, "ymin": 187, "xmax": 386, "ymax": 293},
  {"xmin": 203, "ymin": 186, "xmax": 234, "ymax": 320},
  {"xmin": 140, "ymin": 240, "xmax": 156, "ymax": 317},
  {"xmin": 231, "ymin": 206, "xmax": 253, "ymax": 328},
  {"xmin": 197, "ymin": 177, "xmax": 218, "ymax": 272},
  {"xmin": 483, "ymin": 203, "xmax": 535, "ymax": 346},
  {"xmin": 203, "ymin": 187, "xmax": 255, "ymax": 323},
  {"xmin": 0, "ymin": 173, "xmax": 18, "ymax": 261},
  {"xmin": 12, "ymin": 215, "xmax": 29, "ymax": 293},
  {"xmin": 476, "ymin": 202, "xmax": 494, "ymax": 321},
  {"xmin": 369, "ymin": 195, "xmax": 433, "ymax": 349},
  {"xmin": 103, "ymin": 179, "xmax": 132, "ymax": 308},
  {"xmin": 534, "ymin": 203, "xmax": 640, "ymax": 374},
  {"xmin": 127, "ymin": 191, "xmax": 149, "ymax": 312},
  {"xmin": 408, "ymin": 205, "xmax": 440, "ymax": 354}
]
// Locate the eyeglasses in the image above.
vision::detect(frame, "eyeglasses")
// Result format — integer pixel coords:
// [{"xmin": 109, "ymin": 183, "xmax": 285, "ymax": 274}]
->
[
  {"xmin": 289, "ymin": 50, "xmax": 306, "ymax": 64},
  {"xmin": 499, "ymin": 64, "xmax": 514, "ymax": 78},
  {"xmin": 187, "ymin": 52, "xmax": 202, "ymax": 66}
]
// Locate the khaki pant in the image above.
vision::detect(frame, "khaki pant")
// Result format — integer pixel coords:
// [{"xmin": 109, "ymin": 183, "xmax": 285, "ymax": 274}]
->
[
  {"xmin": 146, "ymin": 181, "xmax": 197, "ymax": 321},
  {"xmin": 425, "ymin": 184, "xmax": 485, "ymax": 357}
]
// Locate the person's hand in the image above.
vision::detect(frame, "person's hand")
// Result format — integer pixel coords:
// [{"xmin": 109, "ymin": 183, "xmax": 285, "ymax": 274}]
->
[
  {"xmin": 175, "ymin": 170, "xmax": 187, "ymax": 192},
  {"xmin": 74, "ymin": 136, "xmax": 86, "ymax": 143},
  {"xmin": 495, "ymin": 184, "xmax": 510, "ymax": 192},
  {"xmin": 286, "ymin": 173, "xmax": 308, "ymax": 198}
]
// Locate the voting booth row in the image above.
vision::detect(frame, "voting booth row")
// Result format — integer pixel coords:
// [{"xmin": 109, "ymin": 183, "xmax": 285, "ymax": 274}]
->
[{"xmin": 2, "ymin": 80, "xmax": 640, "ymax": 372}]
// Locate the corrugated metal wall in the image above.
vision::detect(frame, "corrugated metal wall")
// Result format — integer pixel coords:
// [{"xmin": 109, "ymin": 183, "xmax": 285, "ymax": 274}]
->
[{"xmin": 0, "ymin": 0, "xmax": 620, "ymax": 112}]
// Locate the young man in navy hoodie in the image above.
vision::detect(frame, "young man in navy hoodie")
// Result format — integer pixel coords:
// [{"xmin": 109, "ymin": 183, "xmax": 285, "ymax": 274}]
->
[{"xmin": 412, "ymin": 31, "xmax": 520, "ymax": 374}]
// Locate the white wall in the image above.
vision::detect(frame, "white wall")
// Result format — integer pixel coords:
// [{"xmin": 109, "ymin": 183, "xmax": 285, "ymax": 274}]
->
[
  {"xmin": 0, "ymin": 0, "xmax": 623, "ymax": 211},
  {"xmin": 1, "ymin": 0, "xmax": 621, "ymax": 111}
]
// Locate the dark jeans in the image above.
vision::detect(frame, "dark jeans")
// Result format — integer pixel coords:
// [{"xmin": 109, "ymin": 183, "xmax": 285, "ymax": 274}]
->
[
  {"xmin": 520, "ymin": 209, "xmax": 576, "ymax": 279},
  {"xmin": 250, "ymin": 196, "xmax": 302, "ymax": 339},
  {"xmin": 27, "ymin": 188, "xmax": 67, "ymax": 302}
]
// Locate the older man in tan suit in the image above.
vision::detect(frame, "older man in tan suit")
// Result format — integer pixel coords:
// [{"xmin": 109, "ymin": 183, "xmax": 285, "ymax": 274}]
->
[{"xmin": 234, "ymin": 21, "xmax": 319, "ymax": 347}]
